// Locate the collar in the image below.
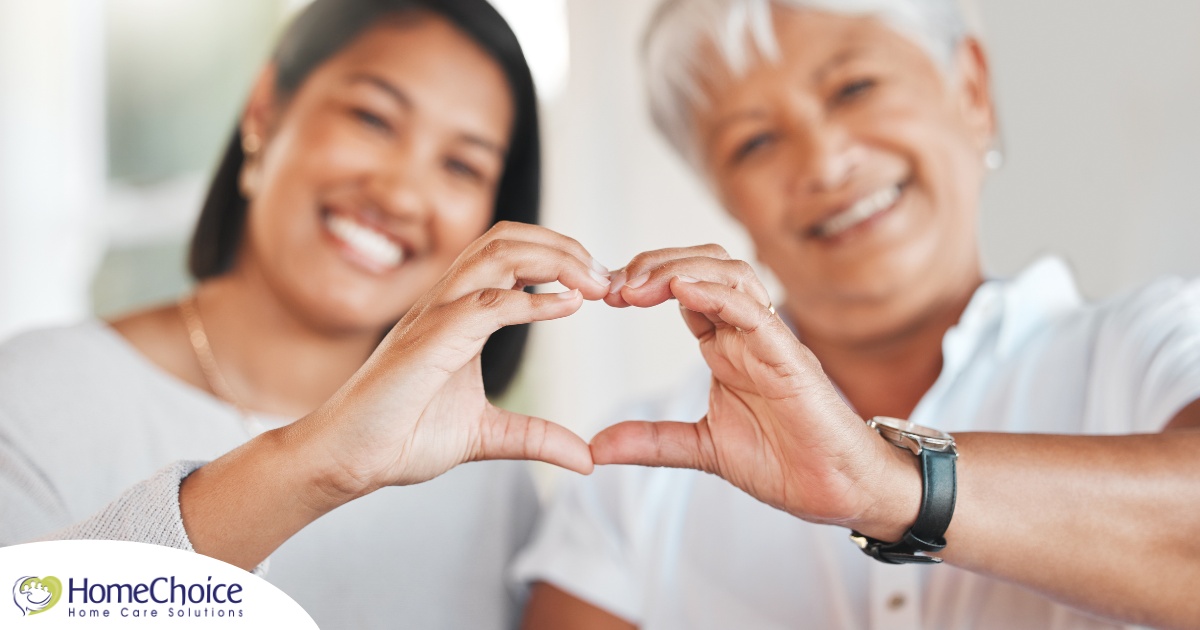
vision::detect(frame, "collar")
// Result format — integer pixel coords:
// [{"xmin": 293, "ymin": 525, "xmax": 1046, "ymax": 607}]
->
[
  {"xmin": 777, "ymin": 256, "xmax": 1083, "ymax": 409},
  {"xmin": 942, "ymin": 256, "xmax": 1082, "ymax": 377}
]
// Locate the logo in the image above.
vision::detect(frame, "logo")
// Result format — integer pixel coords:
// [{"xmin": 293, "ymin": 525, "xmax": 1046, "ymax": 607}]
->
[
  {"xmin": 13, "ymin": 576, "xmax": 62, "ymax": 616},
  {"xmin": 2, "ymin": 541, "xmax": 318, "ymax": 627}
]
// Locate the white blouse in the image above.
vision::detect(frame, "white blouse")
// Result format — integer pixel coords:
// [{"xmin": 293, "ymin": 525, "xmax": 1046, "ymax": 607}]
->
[{"xmin": 513, "ymin": 258, "xmax": 1200, "ymax": 630}]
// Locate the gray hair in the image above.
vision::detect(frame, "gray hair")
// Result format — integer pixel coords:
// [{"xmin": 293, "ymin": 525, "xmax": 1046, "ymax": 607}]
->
[{"xmin": 643, "ymin": 0, "xmax": 971, "ymax": 167}]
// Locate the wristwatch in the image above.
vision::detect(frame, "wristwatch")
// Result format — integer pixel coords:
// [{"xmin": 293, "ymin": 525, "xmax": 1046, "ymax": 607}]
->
[{"xmin": 849, "ymin": 416, "xmax": 958, "ymax": 564}]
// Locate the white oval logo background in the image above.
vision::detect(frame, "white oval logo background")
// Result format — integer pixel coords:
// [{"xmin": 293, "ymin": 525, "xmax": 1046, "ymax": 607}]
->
[{"xmin": 1, "ymin": 541, "xmax": 317, "ymax": 628}]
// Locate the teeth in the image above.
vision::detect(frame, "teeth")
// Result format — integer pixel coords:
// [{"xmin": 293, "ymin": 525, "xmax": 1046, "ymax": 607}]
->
[
  {"xmin": 815, "ymin": 185, "xmax": 901, "ymax": 238},
  {"xmin": 325, "ymin": 214, "xmax": 404, "ymax": 269}
]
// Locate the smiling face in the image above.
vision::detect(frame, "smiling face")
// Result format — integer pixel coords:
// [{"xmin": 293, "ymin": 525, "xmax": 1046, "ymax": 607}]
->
[
  {"xmin": 693, "ymin": 8, "xmax": 994, "ymax": 345},
  {"xmin": 236, "ymin": 14, "xmax": 513, "ymax": 335}
]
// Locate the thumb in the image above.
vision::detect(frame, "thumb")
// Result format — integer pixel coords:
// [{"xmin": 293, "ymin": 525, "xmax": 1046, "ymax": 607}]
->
[
  {"xmin": 475, "ymin": 406, "xmax": 595, "ymax": 475},
  {"xmin": 589, "ymin": 419, "xmax": 715, "ymax": 472}
]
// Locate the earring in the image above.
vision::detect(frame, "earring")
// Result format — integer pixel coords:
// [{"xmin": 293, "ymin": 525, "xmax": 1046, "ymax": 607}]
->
[
  {"xmin": 242, "ymin": 133, "xmax": 262, "ymax": 155},
  {"xmin": 984, "ymin": 148, "xmax": 1004, "ymax": 171},
  {"xmin": 239, "ymin": 166, "xmax": 258, "ymax": 199}
]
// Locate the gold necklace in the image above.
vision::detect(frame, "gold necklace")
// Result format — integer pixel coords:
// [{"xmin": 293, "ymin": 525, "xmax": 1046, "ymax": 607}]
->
[{"xmin": 178, "ymin": 293, "xmax": 258, "ymax": 433}]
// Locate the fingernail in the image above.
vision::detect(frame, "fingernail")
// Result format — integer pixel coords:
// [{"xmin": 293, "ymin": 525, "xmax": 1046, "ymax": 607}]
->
[
  {"xmin": 625, "ymin": 273, "xmax": 650, "ymax": 289},
  {"xmin": 556, "ymin": 289, "xmax": 580, "ymax": 299},
  {"xmin": 589, "ymin": 268, "xmax": 610, "ymax": 287},
  {"xmin": 589, "ymin": 258, "xmax": 610, "ymax": 277},
  {"xmin": 608, "ymin": 271, "xmax": 626, "ymax": 294},
  {"xmin": 675, "ymin": 275, "xmax": 699, "ymax": 284}
]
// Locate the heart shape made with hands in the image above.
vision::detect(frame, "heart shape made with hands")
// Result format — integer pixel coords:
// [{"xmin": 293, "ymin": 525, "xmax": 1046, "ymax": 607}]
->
[
  {"xmin": 528, "ymin": 247, "xmax": 796, "ymax": 472},
  {"xmin": 562, "ymin": 271, "xmax": 890, "ymax": 532}
]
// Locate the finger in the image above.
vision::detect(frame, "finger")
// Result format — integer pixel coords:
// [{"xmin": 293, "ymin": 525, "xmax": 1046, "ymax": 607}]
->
[
  {"xmin": 465, "ymin": 221, "xmax": 610, "ymax": 278},
  {"xmin": 448, "ymin": 287, "xmax": 584, "ymax": 342},
  {"xmin": 589, "ymin": 420, "xmax": 715, "ymax": 472},
  {"xmin": 377, "ymin": 289, "xmax": 584, "ymax": 384},
  {"xmin": 671, "ymin": 278, "xmax": 805, "ymax": 366},
  {"xmin": 477, "ymin": 407, "xmax": 594, "ymax": 475},
  {"xmin": 671, "ymin": 277, "xmax": 776, "ymax": 332},
  {"xmin": 603, "ymin": 268, "xmax": 632, "ymax": 308},
  {"xmin": 445, "ymin": 240, "xmax": 612, "ymax": 303},
  {"xmin": 678, "ymin": 300, "xmax": 716, "ymax": 340},
  {"xmin": 618, "ymin": 257, "xmax": 771, "ymax": 309},
  {"xmin": 620, "ymin": 244, "xmax": 731, "ymax": 281},
  {"xmin": 609, "ymin": 243, "xmax": 729, "ymax": 297}
]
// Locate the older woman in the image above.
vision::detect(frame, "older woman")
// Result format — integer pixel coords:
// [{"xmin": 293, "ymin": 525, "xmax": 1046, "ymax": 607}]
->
[{"xmin": 516, "ymin": 1, "xmax": 1200, "ymax": 628}]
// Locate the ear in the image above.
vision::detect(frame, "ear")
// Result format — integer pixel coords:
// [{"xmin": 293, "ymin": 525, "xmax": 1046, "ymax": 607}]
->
[
  {"xmin": 238, "ymin": 64, "xmax": 281, "ymax": 199},
  {"xmin": 951, "ymin": 37, "xmax": 997, "ymax": 155}
]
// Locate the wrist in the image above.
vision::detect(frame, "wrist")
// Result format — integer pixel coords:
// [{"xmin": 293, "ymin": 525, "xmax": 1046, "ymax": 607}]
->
[
  {"xmin": 848, "ymin": 417, "xmax": 960, "ymax": 564},
  {"xmin": 274, "ymin": 412, "xmax": 375, "ymax": 514},
  {"xmin": 178, "ymin": 422, "xmax": 355, "ymax": 570},
  {"xmin": 849, "ymin": 435, "xmax": 924, "ymax": 542}
]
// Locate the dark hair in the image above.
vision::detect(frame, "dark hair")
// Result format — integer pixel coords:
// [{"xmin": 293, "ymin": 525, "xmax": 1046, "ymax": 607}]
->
[{"xmin": 189, "ymin": 0, "xmax": 540, "ymax": 396}]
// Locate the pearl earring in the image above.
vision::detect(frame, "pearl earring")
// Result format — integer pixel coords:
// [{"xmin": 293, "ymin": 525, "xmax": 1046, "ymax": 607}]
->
[{"xmin": 984, "ymin": 148, "xmax": 1004, "ymax": 171}]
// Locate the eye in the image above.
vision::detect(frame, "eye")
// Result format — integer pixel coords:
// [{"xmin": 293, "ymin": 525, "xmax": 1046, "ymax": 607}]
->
[
  {"xmin": 731, "ymin": 132, "xmax": 777, "ymax": 165},
  {"xmin": 832, "ymin": 78, "xmax": 877, "ymax": 105},
  {"xmin": 445, "ymin": 158, "xmax": 484, "ymax": 183},
  {"xmin": 352, "ymin": 108, "xmax": 392, "ymax": 134}
]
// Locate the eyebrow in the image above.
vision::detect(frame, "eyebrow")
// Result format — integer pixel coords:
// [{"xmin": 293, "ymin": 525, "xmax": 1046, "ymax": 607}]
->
[
  {"xmin": 458, "ymin": 132, "xmax": 506, "ymax": 157},
  {"xmin": 346, "ymin": 73, "xmax": 507, "ymax": 157},
  {"xmin": 348, "ymin": 73, "xmax": 413, "ymax": 110},
  {"xmin": 704, "ymin": 46, "xmax": 871, "ymax": 147},
  {"xmin": 706, "ymin": 109, "xmax": 770, "ymax": 149},
  {"xmin": 814, "ymin": 46, "xmax": 869, "ymax": 84}
]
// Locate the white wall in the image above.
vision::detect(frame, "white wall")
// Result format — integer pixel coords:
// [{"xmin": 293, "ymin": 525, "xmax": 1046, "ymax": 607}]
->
[
  {"xmin": 976, "ymin": 0, "xmax": 1200, "ymax": 297},
  {"xmin": 0, "ymin": 0, "xmax": 107, "ymax": 341},
  {"xmin": 514, "ymin": 0, "xmax": 1200, "ymax": 458}
]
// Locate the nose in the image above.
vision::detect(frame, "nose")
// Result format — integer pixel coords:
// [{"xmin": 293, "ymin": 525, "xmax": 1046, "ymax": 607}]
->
[
  {"xmin": 367, "ymin": 145, "xmax": 432, "ymax": 224},
  {"xmin": 787, "ymin": 120, "xmax": 863, "ymax": 195}
]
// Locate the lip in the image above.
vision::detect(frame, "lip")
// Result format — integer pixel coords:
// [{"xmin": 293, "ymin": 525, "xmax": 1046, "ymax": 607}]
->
[
  {"xmin": 319, "ymin": 206, "xmax": 415, "ymax": 275},
  {"xmin": 805, "ymin": 179, "xmax": 910, "ymax": 242}
]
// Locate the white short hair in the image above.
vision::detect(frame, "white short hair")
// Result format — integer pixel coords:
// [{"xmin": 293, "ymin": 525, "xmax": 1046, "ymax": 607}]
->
[{"xmin": 643, "ymin": 0, "xmax": 970, "ymax": 167}]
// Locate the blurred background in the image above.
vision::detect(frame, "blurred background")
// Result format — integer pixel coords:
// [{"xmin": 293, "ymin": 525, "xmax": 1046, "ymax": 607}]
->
[{"xmin": 1, "ymin": 0, "xmax": 1197, "ymax": 484}]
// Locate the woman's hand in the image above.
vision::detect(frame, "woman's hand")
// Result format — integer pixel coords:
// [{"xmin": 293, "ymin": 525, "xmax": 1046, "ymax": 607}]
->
[
  {"xmin": 305, "ymin": 221, "xmax": 613, "ymax": 498},
  {"xmin": 593, "ymin": 246, "xmax": 920, "ymax": 538},
  {"xmin": 598, "ymin": 247, "xmax": 1200, "ymax": 629},
  {"xmin": 180, "ymin": 222, "xmax": 611, "ymax": 570}
]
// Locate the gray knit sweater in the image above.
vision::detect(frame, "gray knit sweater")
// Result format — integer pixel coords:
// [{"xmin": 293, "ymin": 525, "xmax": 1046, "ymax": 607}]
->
[{"xmin": 0, "ymin": 322, "xmax": 539, "ymax": 629}]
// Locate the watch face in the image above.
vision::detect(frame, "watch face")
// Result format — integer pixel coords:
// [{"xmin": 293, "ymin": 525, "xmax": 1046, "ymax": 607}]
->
[{"xmin": 869, "ymin": 416, "xmax": 953, "ymax": 442}]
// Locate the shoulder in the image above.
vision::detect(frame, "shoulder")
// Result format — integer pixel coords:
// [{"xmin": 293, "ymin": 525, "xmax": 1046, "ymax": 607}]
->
[
  {"xmin": 999, "ymin": 264, "xmax": 1200, "ymax": 358},
  {"xmin": 108, "ymin": 303, "xmax": 199, "ymax": 387},
  {"xmin": 1088, "ymin": 276, "xmax": 1200, "ymax": 388},
  {"xmin": 1051, "ymin": 275, "xmax": 1200, "ymax": 431},
  {"xmin": 0, "ymin": 321, "xmax": 124, "ymax": 378},
  {"xmin": 0, "ymin": 320, "xmax": 167, "ymax": 432},
  {"xmin": 1041, "ymin": 275, "xmax": 1200, "ymax": 366},
  {"xmin": 1091, "ymin": 276, "xmax": 1200, "ymax": 337},
  {"xmin": 0, "ymin": 322, "xmax": 151, "ymax": 476}
]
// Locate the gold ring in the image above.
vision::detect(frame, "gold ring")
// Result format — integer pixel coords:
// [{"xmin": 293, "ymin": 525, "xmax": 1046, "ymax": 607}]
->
[{"xmin": 734, "ymin": 303, "xmax": 776, "ymax": 333}]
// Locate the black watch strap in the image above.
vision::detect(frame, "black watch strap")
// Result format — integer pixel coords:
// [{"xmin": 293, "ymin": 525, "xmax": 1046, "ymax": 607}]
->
[{"xmin": 850, "ymin": 447, "xmax": 957, "ymax": 564}]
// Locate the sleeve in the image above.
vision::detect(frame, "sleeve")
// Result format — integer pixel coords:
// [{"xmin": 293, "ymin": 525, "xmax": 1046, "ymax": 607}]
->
[
  {"xmin": 1, "ymin": 414, "xmax": 269, "ymax": 576},
  {"xmin": 0, "ymin": 405, "xmax": 207, "ymax": 550},
  {"xmin": 41, "ymin": 460, "xmax": 204, "ymax": 548},
  {"xmin": 7, "ymin": 456, "xmax": 270, "ymax": 576},
  {"xmin": 509, "ymin": 465, "xmax": 651, "ymax": 624},
  {"xmin": 1094, "ymin": 277, "xmax": 1200, "ymax": 432}
]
